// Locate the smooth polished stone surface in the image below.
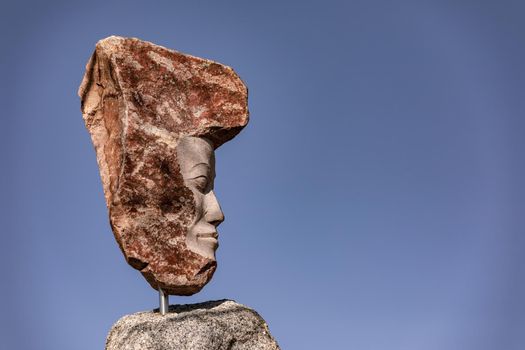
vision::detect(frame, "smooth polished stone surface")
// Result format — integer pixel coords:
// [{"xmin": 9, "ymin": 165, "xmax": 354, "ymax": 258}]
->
[
  {"xmin": 79, "ymin": 36, "xmax": 249, "ymax": 295},
  {"xmin": 105, "ymin": 300, "xmax": 280, "ymax": 350}
]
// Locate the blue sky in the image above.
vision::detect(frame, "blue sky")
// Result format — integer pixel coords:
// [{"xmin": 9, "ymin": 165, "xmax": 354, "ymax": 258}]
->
[{"xmin": 2, "ymin": 1, "xmax": 524, "ymax": 349}]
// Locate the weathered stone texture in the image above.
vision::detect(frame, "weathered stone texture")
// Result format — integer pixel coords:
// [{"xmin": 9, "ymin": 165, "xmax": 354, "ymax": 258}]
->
[
  {"xmin": 105, "ymin": 300, "xmax": 280, "ymax": 350},
  {"xmin": 78, "ymin": 36, "xmax": 248, "ymax": 295}
]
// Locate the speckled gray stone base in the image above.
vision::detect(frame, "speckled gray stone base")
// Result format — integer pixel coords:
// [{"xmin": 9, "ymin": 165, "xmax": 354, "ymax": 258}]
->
[{"xmin": 105, "ymin": 300, "xmax": 280, "ymax": 350}]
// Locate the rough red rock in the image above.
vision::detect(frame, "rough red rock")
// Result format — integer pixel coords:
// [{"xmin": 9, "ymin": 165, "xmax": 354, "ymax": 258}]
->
[{"xmin": 79, "ymin": 36, "xmax": 248, "ymax": 295}]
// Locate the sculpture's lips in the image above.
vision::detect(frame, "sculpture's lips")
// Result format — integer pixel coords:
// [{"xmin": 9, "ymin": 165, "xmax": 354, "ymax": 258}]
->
[
  {"xmin": 198, "ymin": 234, "xmax": 219, "ymax": 249},
  {"xmin": 197, "ymin": 232, "xmax": 218, "ymax": 240}
]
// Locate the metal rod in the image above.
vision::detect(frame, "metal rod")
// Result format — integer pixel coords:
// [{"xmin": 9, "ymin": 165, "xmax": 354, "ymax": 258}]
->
[{"xmin": 159, "ymin": 288, "xmax": 169, "ymax": 315}]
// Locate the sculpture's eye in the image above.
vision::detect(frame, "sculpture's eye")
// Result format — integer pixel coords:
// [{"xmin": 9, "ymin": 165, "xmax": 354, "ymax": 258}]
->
[{"xmin": 191, "ymin": 176, "xmax": 209, "ymax": 193}]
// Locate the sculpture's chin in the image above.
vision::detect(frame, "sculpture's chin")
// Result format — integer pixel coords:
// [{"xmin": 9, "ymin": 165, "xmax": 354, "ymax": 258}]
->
[
  {"xmin": 140, "ymin": 258, "xmax": 217, "ymax": 296},
  {"xmin": 186, "ymin": 238, "xmax": 219, "ymax": 261}
]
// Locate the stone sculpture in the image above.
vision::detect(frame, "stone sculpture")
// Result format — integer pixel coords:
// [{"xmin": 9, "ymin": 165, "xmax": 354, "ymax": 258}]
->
[
  {"xmin": 79, "ymin": 36, "xmax": 249, "ymax": 295},
  {"xmin": 80, "ymin": 37, "xmax": 280, "ymax": 349}
]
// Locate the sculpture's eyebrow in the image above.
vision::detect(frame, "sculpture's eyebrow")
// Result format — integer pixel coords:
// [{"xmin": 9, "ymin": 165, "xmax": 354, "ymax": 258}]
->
[
  {"xmin": 190, "ymin": 163, "xmax": 210, "ymax": 171},
  {"xmin": 188, "ymin": 162, "xmax": 216, "ymax": 180}
]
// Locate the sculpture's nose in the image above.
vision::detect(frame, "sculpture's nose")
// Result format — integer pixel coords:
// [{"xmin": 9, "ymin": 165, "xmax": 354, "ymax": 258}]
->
[{"xmin": 204, "ymin": 190, "xmax": 224, "ymax": 227}]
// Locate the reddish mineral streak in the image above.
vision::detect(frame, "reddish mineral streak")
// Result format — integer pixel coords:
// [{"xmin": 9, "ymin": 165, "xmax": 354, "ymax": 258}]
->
[{"xmin": 78, "ymin": 36, "xmax": 248, "ymax": 295}]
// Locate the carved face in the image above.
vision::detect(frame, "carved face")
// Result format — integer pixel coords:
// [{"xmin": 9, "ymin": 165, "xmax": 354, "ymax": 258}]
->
[
  {"xmin": 127, "ymin": 136, "xmax": 225, "ymax": 295},
  {"xmin": 176, "ymin": 137, "xmax": 224, "ymax": 260},
  {"xmin": 79, "ymin": 37, "xmax": 249, "ymax": 296}
]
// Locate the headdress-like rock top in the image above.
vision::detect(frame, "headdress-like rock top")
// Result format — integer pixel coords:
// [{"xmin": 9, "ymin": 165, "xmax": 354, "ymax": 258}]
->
[{"xmin": 79, "ymin": 36, "xmax": 248, "ymax": 295}]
